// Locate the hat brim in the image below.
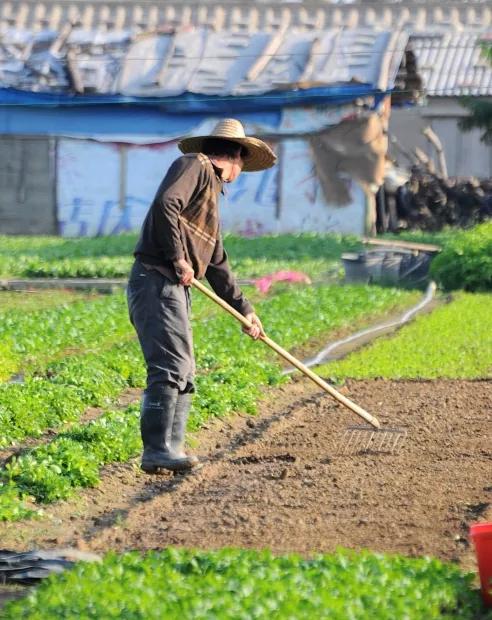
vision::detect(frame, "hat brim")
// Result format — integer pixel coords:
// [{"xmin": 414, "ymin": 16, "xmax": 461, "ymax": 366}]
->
[{"xmin": 178, "ymin": 135, "xmax": 277, "ymax": 172}]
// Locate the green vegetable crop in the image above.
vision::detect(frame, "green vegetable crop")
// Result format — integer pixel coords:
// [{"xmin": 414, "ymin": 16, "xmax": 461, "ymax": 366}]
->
[
  {"xmin": 4, "ymin": 405, "xmax": 141, "ymax": 503},
  {"xmin": 0, "ymin": 233, "xmax": 361, "ymax": 279},
  {"xmin": 3, "ymin": 548, "xmax": 489, "ymax": 619},
  {"xmin": 430, "ymin": 221, "xmax": 492, "ymax": 291},
  {"xmin": 320, "ymin": 293, "xmax": 492, "ymax": 380},
  {"xmin": 0, "ymin": 284, "xmax": 414, "ymax": 516},
  {"xmin": 0, "ymin": 293, "xmax": 133, "ymax": 377}
]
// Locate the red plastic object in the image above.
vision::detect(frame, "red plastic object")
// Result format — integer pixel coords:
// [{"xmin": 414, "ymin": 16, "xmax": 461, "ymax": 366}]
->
[{"xmin": 470, "ymin": 522, "xmax": 492, "ymax": 607}]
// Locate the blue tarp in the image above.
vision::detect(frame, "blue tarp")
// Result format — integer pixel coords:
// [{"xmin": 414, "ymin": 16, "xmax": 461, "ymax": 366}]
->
[
  {"xmin": 0, "ymin": 84, "xmax": 387, "ymax": 112},
  {"xmin": 0, "ymin": 105, "xmax": 281, "ymax": 136},
  {"xmin": 0, "ymin": 85, "xmax": 389, "ymax": 136}
]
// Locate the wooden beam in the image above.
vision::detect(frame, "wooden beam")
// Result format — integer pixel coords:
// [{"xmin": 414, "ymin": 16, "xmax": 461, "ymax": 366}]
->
[{"xmin": 362, "ymin": 237, "xmax": 441, "ymax": 253}]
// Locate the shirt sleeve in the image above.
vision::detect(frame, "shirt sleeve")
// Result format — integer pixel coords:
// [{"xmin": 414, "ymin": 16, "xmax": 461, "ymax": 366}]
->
[
  {"xmin": 205, "ymin": 235, "xmax": 254, "ymax": 316},
  {"xmin": 156, "ymin": 156, "xmax": 207, "ymax": 262}
]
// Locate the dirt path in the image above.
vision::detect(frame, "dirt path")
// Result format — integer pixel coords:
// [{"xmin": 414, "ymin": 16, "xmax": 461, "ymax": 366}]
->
[{"xmin": 4, "ymin": 378, "xmax": 489, "ymax": 571}]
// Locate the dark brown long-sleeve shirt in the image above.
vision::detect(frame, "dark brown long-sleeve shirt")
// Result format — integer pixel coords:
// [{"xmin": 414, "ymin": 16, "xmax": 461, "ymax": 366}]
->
[{"xmin": 134, "ymin": 153, "xmax": 253, "ymax": 316}]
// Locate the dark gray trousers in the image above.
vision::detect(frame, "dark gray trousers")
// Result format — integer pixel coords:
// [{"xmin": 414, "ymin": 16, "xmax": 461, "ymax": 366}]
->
[{"xmin": 127, "ymin": 261, "xmax": 195, "ymax": 394}]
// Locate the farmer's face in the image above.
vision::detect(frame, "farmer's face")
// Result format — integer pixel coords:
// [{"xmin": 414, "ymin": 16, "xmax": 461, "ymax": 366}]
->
[{"xmin": 225, "ymin": 153, "xmax": 244, "ymax": 183}]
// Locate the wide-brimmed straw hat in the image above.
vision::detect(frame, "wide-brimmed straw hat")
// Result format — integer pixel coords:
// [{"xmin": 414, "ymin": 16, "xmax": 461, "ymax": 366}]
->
[{"xmin": 178, "ymin": 118, "xmax": 277, "ymax": 172}]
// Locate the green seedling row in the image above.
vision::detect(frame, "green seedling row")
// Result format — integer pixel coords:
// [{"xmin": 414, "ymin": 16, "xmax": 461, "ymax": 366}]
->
[
  {"xmin": 2, "ymin": 225, "xmax": 491, "ymax": 292},
  {"xmin": 0, "ymin": 285, "xmax": 412, "ymax": 446},
  {"xmin": 0, "ymin": 285, "xmax": 414, "ymax": 516},
  {"xmin": 0, "ymin": 233, "xmax": 361, "ymax": 279},
  {"xmin": 0, "ymin": 290, "xmax": 91, "ymax": 313},
  {"xmin": 0, "ymin": 291, "xmax": 99, "ymax": 380},
  {"xmin": 3, "ymin": 404, "xmax": 141, "ymax": 503},
  {"xmin": 0, "ymin": 287, "xmax": 215, "ymax": 388},
  {"xmin": 3, "ymin": 548, "xmax": 490, "ymax": 620},
  {"xmin": 320, "ymin": 293, "xmax": 492, "ymax": 380},
  {"xmin": 0, "ymin": 293, "xmax": 133, "ymax": 378},
  {"xmin": 0, "ymin": 482, "xmax": 36, "ymax": 521},
  {"xmin": 0, "ymin": 340, "xmax": 146, "ymax": 447},
  {"xmin": 0, "ymin": 340, "xmax": 19, "ymax": 383}
]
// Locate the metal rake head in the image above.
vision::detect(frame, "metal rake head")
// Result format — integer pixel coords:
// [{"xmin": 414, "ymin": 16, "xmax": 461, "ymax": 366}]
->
[{"xmin": 340, "ymin": 425, "xmax": 407, "ymax": 455}]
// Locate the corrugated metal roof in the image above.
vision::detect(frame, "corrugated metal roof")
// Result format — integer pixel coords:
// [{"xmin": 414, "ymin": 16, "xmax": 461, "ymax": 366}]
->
[
  {"xmin": 1, "ymin": 2, "xmax": 491, "ymax": 33},
  {"xmin": 411, "ymin": 32, "xmax": 492, "ymax": 96},
  {"xmin": 0, "ymin": 25, "xmax": 407, "ymax": 96},
  {"xmin": 0, "ymin": 2, "xmax": 491, "ymax": 97}
]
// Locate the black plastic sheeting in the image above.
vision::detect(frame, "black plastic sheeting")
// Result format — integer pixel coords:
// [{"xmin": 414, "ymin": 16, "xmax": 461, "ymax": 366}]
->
[{"xmin": 0, "ymin": 549, "xmax": 101, "ymax": 585}]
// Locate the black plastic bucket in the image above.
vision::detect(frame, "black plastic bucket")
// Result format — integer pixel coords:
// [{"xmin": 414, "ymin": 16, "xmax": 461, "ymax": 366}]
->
[{"xmin": 342, "ymin": 249, "xmax": 432, "ymax": 288}]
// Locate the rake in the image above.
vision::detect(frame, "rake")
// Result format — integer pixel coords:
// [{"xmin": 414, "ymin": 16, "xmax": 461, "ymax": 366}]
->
[{"xmin": 192, "ymin": 279, "xmax": 405, "ymax": 454}]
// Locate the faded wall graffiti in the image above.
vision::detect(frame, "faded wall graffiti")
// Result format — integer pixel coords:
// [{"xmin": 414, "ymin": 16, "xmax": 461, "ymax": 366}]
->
[{"xmin": 57, "ymin": 138, "xmax": 365, "ymax": 237}]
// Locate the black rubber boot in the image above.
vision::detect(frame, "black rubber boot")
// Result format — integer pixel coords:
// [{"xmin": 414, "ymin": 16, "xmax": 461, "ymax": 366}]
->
[
  {"xmin": 140, "ymin": 386, "xmax": 197, "ymax": 473},
  {"xmin": 171, "ymin": 392, "xmax": 200, "ymax": 469}
]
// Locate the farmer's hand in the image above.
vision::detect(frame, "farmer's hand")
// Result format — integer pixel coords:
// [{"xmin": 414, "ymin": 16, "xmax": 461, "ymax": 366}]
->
[
  {"xmin": 174, "ymin": 259, "xmax": 194, "ymax": 286},
  {"xmin": 243, "ymin": 313, "xmax": 264, "ymax": 340}
]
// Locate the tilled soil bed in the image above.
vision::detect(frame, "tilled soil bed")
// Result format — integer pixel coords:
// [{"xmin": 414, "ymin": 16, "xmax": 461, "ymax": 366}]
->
[
  {"xmin": 96, "ymin": 378, "xmax": 491, "ymax": 563},
  {"xmin": 2, "ymin": 379, "xmax": 490, "ymax": 569}
]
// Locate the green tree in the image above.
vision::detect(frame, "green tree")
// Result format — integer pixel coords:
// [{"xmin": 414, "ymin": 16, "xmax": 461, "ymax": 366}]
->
[{"xmin": 460, "ymin": 43, "xmax": 492, "ymax": 143}]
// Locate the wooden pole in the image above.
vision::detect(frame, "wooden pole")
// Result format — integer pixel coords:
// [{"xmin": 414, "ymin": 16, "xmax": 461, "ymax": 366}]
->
[{"xmin": 192, "ymin": 278, "xmax": 381, "ymax": 429}]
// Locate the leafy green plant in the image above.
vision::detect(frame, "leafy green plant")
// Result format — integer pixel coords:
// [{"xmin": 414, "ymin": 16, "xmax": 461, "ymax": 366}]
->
[
  {"xmin": 0, "ymin": 233, "xmax": 361, "ymax": 279},
  {"xmin": 320, "ymin": 293, "xmax": 492, "ymax": 380},
  {"xmin": 0, "ymin": 339, "xmax": 147, "ymax": 447},
  {"xmin": 0, "ymin": 284, "xmax": 413, "ymax": 447},
  {"xmin": 0, "ymin": 292, "xmax": 133, "ymax": 376},
  {"xmin": 3, "ymin": 405, "xmax": 140, "ymax": 503},
  {"xmin": 0, "ymin": 339, "xmax": 19, "ymax": 382},
  {"xmin": 3, "ymin": 548, "xmax": 490, "ymax": 619},
  {"xmin": 430, "ymin": 222, "xmax": 492, "ymax": 291},
  {"xmin": 0, "ymin": 290, "xmax": 90, "ymax": 313},
  {"xmin": 0, "ymin": 483, "xmax": 37, "ymax": 521},
  {"xmin": 0, "ymin": 380, "xmax": 86, "ymax": 446}
]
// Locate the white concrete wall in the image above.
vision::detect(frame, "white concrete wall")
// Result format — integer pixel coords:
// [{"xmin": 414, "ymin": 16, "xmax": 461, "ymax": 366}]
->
[
  {"xmin": 57, "ymin": 137, "xmax": 367, "ymax": 237},
  {"xmin": 390, "ymin": 98, "xmax": 492, "ymax": 178}
]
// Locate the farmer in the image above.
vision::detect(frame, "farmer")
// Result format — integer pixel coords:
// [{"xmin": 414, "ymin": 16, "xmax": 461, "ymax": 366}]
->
[{"xmin": 127, "ymin": 119, "xmax": 276, "ymax": 474}]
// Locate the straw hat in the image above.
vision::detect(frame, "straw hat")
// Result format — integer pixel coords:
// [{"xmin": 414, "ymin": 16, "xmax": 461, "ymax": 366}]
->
[{"xmin": 178, "ymin": 118, "xmax": 277, "ymax": 172}]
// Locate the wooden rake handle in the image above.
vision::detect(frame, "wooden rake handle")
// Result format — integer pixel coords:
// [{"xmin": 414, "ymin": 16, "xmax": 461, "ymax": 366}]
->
[{"xmin": 192, "ymin": 278, "xmax": 381, "ymax": 429}]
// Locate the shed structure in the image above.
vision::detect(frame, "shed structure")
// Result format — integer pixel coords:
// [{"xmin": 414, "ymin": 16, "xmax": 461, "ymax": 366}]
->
[{"xmin": 0, "ymin": 1, "xmax": 491, "ymax": 236}]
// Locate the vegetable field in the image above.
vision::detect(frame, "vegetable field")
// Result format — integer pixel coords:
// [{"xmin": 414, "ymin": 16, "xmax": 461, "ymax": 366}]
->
[
  {"xmin": 3, "ymin": 549, "xmax": 486, "ymax": 620},
  {"xmin": 1, "ymin": 230, "xmax": 491, "ymax": 619},
  {"xmin": 0, "ymin": 233, "xmax": 359, "ymax": 280}
]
